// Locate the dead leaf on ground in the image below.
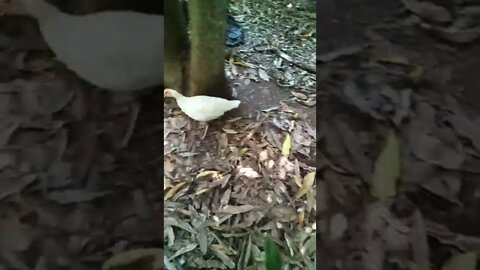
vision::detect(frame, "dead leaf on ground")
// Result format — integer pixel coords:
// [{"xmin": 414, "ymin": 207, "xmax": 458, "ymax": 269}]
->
[
  {"xmin": 420, "ymin": 23, "xmax": 480, "ymax": 43},
  {"xmin": 370, "ymin": 47, "xmax": 410, "ymax": 65},
  {"xmin": 171, "ymin": 243, "xmax": 197, "ymax": 260},
  {"xmin": 164, "ymin": 182, "xmax": 187, "ymax": 201},
  {"xmin": 329, "ymin": 213, "xmax": 348, "ymax": 241},
  {"xmin": 295, "ymin": 171, "xmax": 315, "ymax": 198},
  {"xmin": 269, "ymin": 206, "xmax": 296, "ymax": 222},
  {"xmin": 258, "ymin": 68, "xmax": 270, "ymax": 81},
  {"xmin": 411, "ymin": 210, "xmax": 430, "ymax": 270},
  {"xmin": 442, "ymin": 252, "xmax": 477, "ymax": 270},
  {"xmin": 0, "ymin": 218, "xmax": 34, "ymax": 251},
  {"xmin": 0, "ymin": 118, "xmax": 20, "ymax": 147},
  {"xmin": 102, "ymin": 248, "xmax": 163, "ymax": 270},
  {"xmin": 219, "ymin": 205, "xmax": 256, "ymax": 215},
  {"xmin": 402, "ymin": 0, "xmax": 451, "ymax": 23},
  {"xmin": 16, "ymin": 79, "xmax": 75, "ymax": 115},
  {"xmin": 46, "ymin": 189, "xmax": 112, "ymax": 204}
]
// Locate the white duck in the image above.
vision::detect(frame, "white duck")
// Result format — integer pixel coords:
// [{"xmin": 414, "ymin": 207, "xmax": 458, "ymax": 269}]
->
[
  {"xmin": 164, "ymin": 88, "xmax": 241, "ymax": 122},
  {"xmin": 164, "ymin": 88, "xmax": 241, "ymax": 145},
  {"xmin": 7, "ymin": 0, "xmax": 163, "ymax": 148},
  {"xmin": 11, "ymin": 0, "xmax": 164, "ymax": 91}
]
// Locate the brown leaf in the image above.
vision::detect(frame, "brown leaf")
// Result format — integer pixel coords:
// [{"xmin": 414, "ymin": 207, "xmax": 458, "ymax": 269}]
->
[
  {"xmin": 442, "ymin": 252, "xmax": 477, "ymax": 270},
  {"xmin": 329, "ymin": 213, "xmax": 348, "ymax": 241},
  {"xmin": 269, "ymin": 206, "xmax": 296, "ymax": 222},
  {"xmin": 370, "ymin": 47, "xmax": 410, "ymax": 65},
  {"xmin": 102, "ymin": 248, "xmax": 163, "ymax": 270},
  {"xmin": 402, "ymin": 0, "xmax": 451, "ymax": 22},
  {"xmin": 17, "ymin": 79, "xmax": 75, "ymax": 115},
  {"xmin": 0, "ymin": 118, "xmax": 20, "ymax": 147},
  {"xmin": 0, "ymin": 174, "xmax": 37, "ymax": 200},
  {"xmin": 420, "ymin": 23, "xmax": 480, "ymax": 43},
  {"xmin": 219, "ymin": 205, "xmax": 256, "ymax": 215},
  {"xmin": 295, "ymin": 172, "xmax": 315, "ymax": 198},
  {"xmin": 291, "ymin": 91, "xmax": 308, "ymax": 100},
  {"xmin": 411, "ymin": 210, "xmax": 430, "ymax": 270},
  {"xmin": 46, "ymin": 189, "xmax": 112, "ymax": 204},
  {"xmin": 0, "ymin": 218, "xmax": 34, "ymax": 251},
  {"xmin": 258, "ymin": 68, "xmax": 270, "ymax": 81}
]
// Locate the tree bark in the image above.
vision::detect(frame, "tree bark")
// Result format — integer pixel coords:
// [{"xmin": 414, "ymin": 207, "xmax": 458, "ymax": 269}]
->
[
  {"xmin": 165, "ymin": 0, "xmax": 189, "ymax": 92},
  {"xmin": 188, "ymin": 0, "xmax": 229, "ymax": 98}
]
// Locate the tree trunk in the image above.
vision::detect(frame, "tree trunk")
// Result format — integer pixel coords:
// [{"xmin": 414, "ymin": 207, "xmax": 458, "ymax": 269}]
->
[
  {"xmin": 188, "ymin": 0, "xmax": 229, "ymax": 98},
  {"xmin": 165, "ymin": 0, "xmax": 189, "ymax": 92}
]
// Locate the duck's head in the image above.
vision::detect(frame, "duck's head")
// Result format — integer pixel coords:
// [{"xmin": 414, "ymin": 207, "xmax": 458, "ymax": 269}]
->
[
  {"xmin": 164, "ymin": 88, "xmax": 181, "ymax": 98},
  {"xmin": 6, "ymin": 0, "xmax": 58, "ymax": 19}
]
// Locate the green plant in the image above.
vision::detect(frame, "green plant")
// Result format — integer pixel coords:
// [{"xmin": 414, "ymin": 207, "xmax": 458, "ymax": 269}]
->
[{"xmin": 265, "ymin": 236, "xmax": 282, "ymax": 270}]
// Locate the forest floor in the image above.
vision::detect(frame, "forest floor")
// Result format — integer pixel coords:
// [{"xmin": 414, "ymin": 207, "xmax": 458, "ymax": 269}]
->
[
  {"xmin": 318, "ymin": 0, "xmax": 480, "ymax": 270},
  {"xmin": 163, "ymin": 0, "xmax": 316, "ymax": 269},
  {"xmin": 0, "ymin": 1, "xmax": 315, "ymax": 270},
  {"xmin": 0, "ymin": 7, "xmax": 164, "ymax": 270}
]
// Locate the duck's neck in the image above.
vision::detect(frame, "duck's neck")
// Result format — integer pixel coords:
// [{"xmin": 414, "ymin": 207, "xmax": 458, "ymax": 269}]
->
[
  {"xmin": 170, "ymin": 91, "xmax": 186, "ymax": 101},
  {"xmin": 17, "ymin": 0, "xmax": 62, "ymax": 22}
]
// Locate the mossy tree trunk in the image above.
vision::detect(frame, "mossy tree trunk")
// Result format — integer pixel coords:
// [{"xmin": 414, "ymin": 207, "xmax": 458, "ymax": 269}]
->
[
  {"xmin": 187, "ymin": 0, "xmax": 229, "ymax": 98},
  {"xmin": 165, "ymin": 0, "xmax": 189, "ymax": 92}
]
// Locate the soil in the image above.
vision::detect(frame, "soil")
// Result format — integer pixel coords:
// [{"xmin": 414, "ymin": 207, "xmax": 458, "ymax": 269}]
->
[{"xmin": 234, "ymin": 79, "xmax": 316, "ymax": 127}]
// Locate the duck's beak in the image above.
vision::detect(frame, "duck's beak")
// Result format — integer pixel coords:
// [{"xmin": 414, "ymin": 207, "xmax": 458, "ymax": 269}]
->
[{"xmin": 0, "ymin": 0, "xmax": 27, "ymax": 15}]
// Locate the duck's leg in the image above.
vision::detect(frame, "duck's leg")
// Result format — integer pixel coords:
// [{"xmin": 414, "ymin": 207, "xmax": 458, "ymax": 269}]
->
[
  {"xmin": 186, "ymin": 120, "xmax": 198, "ymax": 149},
  {"xmin": 201, "ymin": 122, "xmax": 209, "ymax": 139},
  {"xmin": 119, "ymin": 100, "xmax": 141, "ymax": 148}
]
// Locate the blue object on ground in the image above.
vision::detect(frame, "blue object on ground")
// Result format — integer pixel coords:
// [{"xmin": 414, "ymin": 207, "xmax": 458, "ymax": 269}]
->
[{"xmin": 225, "ymin": 14, "xmax": 244, "ymax": 47}]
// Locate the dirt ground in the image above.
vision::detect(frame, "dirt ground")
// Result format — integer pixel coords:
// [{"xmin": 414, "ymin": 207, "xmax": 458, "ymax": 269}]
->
[{"xmin": 318, "ymin": 0, "xmax": 480, "ymax": 269}]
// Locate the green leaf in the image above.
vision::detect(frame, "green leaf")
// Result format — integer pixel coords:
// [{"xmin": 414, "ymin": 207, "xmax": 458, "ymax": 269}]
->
[
  {"xmin": 281, "ymin": 133, "xmax": 292, "ymax": 156},
  {"xmin": 371, "ymin": 129, "xmax": 400, "ymax": 200},
  {"xmin": 265, "ymin": 236, "xmax": 282, "ymax": 270}
]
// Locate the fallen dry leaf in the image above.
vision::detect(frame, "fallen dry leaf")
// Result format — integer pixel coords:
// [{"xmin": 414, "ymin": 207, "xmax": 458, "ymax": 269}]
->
[
  {"xmin": 102, "ymin": 248, "xmax": 163, "ymax": 270},
  {"xmin": 442, "ymin": 252, "xmax": 477, "ymax": 270},
  {"xmin": 295, "ymin": 171, "xmax": 315, "ymax": 198},
  {"xmin": 46, "ymin": 189, "xmax": 112, "ymax": 204},
  {"xmin": 196, "ymin": 170, "xmax": 221, "ymax": 179},
  {"xmin": 164, "ymin": 182, "xmax": 187, "ymax": 201},
  {"xmin": 219, "ymin": 205, "xmax": 256, "ymax": 215},
  {"xmin": 0, "ymin": 218, "xmax": 34, "ymax": 251},
  {"xmin": 402, "ymin": 0, "xmax": 451, "ymax": 23}
]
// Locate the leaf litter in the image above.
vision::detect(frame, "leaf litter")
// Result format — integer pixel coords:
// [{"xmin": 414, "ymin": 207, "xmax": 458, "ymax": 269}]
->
[
  {"xmin": 0, "ymin": 4, "xmax": 163, "ymax": 270},
  {"xmin": 164, "ymin": 101, "xmax": 316, "ymax": 268},
  {"xmin": 163, "ymin": 2, "xmax": 316, "ymax": 268},
  {"xmin": 318, "ymin": 0, "xmax": 480, "ymax": 269}
]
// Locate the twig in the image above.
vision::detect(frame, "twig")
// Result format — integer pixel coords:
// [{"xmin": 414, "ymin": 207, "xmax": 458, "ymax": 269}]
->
[{"xmin": 255, "ymin": 46, "xmax": 316, "ymax": 74}]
